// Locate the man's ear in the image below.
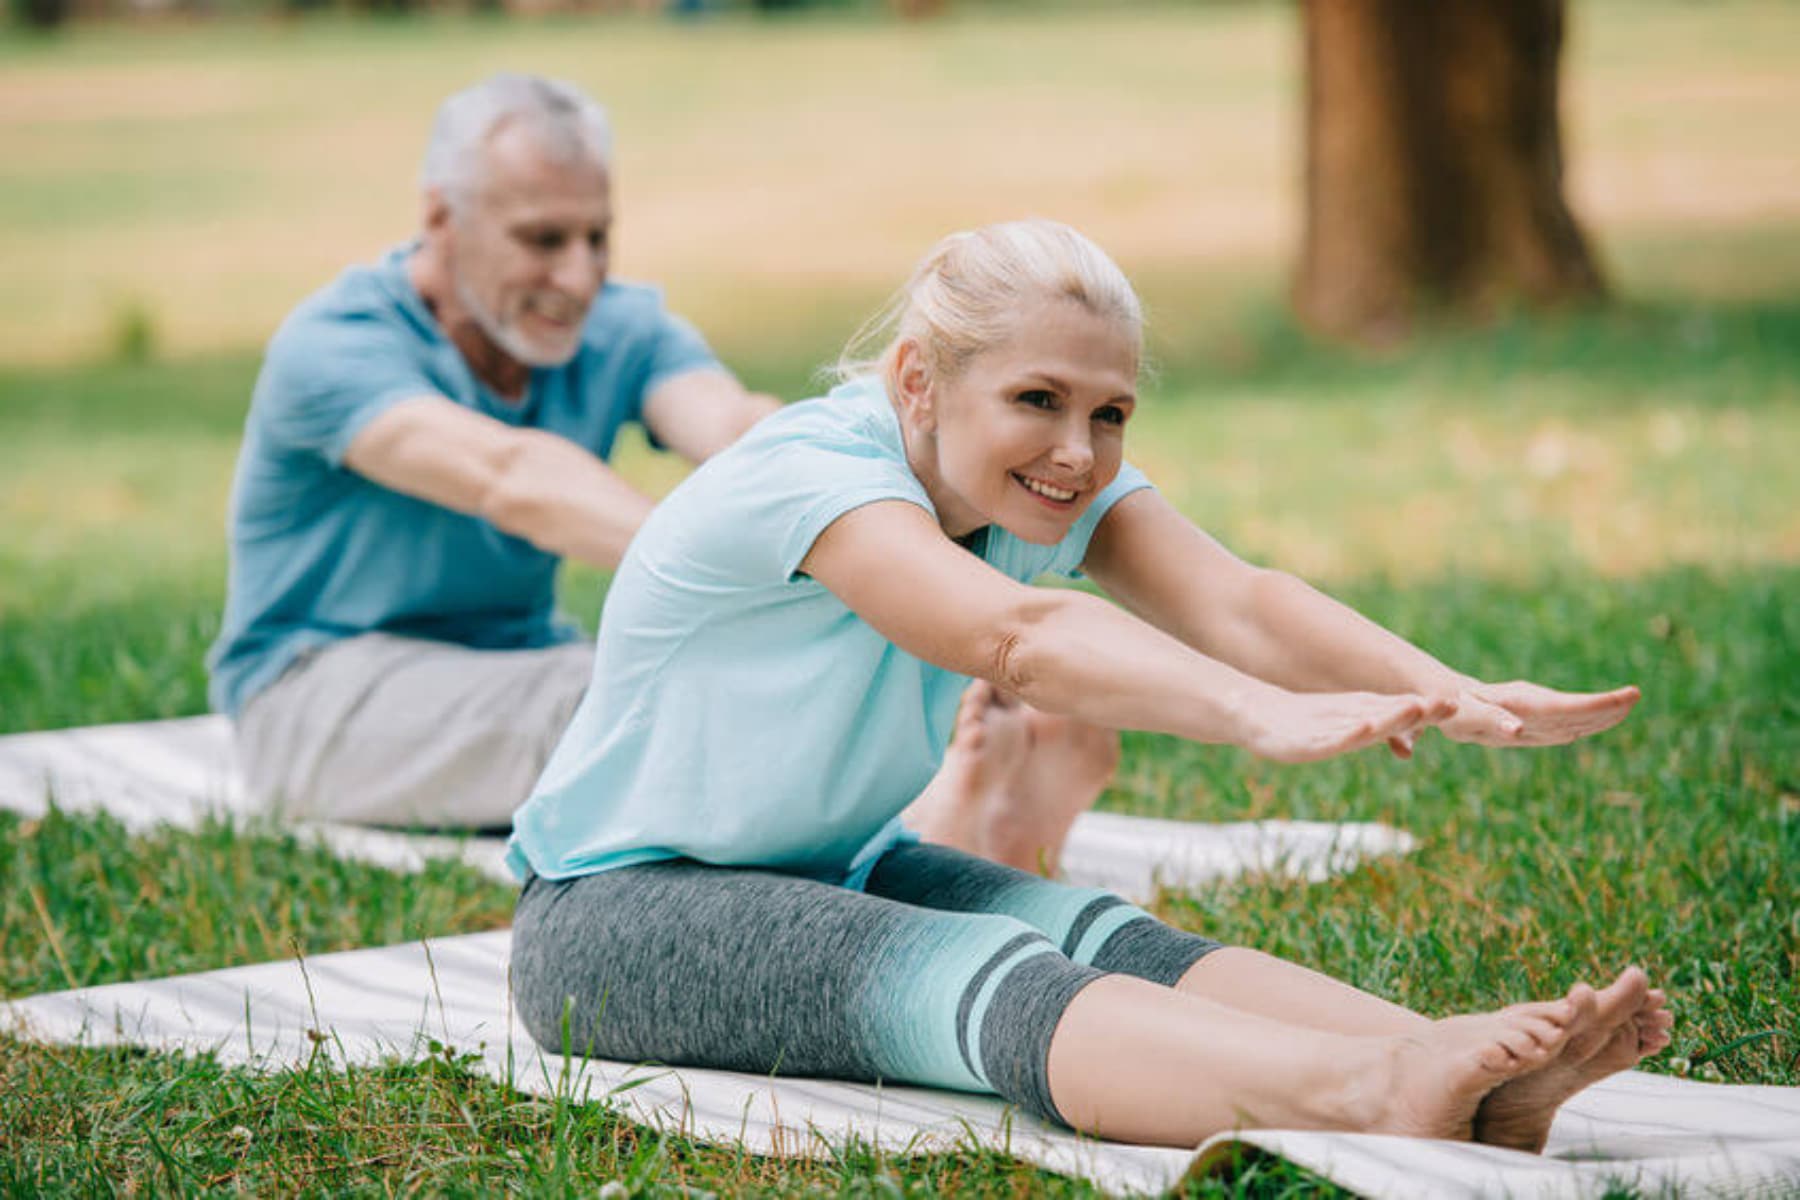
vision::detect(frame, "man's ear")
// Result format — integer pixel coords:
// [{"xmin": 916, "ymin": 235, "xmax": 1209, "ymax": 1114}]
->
[
  {"xmin": 420, "ymin": 187, "xmax": 455, "ymax": 240},
  {"xmin": 891, "ymin": 340, "xmax": 936, "ymax": 435}
]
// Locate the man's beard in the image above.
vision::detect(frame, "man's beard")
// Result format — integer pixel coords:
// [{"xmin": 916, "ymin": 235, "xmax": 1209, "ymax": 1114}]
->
[{"xmin": 453, "ymin": 275, "xmax": 584, "ymax": 369}]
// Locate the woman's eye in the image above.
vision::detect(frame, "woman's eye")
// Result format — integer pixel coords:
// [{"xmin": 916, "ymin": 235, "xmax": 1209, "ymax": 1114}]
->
[
  {"xmin": 1017, "ymin": 389, "xmax": 1057, "ymax": 409},
  {"xmin": 1094, "ymin": 405, "xmax": 1127, "ymax": 426}
]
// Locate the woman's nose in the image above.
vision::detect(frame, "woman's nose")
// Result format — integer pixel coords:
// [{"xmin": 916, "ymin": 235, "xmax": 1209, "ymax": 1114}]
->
[{"xmin": 1053, "ymin": 423, "xmax": 1095, "ymax": 473}]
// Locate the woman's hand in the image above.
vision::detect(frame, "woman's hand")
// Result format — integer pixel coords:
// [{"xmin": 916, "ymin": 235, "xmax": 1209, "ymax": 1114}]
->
[
  {"xmin": 1432, "ymin": 680, "xmax": 1641, "ymax": 748},
  {"xmin": 1238, "ymin": 689, "xmax": 1458, "ymax": 764},
  {"xmin": 1386, "ymin": 678, "xmax": 1641, "ymax": 756}
]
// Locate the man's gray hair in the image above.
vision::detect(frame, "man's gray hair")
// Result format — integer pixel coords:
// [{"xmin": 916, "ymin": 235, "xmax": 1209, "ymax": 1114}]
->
[{"xmin": 421, "ymin": 73, "xmax": 614, "ymax": 207}]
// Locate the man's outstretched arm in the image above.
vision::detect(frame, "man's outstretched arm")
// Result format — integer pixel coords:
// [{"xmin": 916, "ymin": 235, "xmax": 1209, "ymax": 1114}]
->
[
  {"xmin": 641, "ymin": 367, "xmax": 783, "ymax": 462},
  {"xmin": 342, "ymin": 372, "xmax": 780, "ymax": 571},
  {"xmin": 344, "ymin": 396, "xmax": 656, "ymax": 569}
]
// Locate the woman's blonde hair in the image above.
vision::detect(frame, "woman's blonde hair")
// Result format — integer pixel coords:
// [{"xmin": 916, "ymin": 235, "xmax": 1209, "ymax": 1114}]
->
[{"xmin": 835, "ymin": 219, "xmax": 1143, "ymax": 388}]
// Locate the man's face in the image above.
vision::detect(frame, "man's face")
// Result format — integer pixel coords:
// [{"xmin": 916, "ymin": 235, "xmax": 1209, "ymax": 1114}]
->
[{"xmin": 442, "ymin": 122, "xmax": 612, "ymax": 368}]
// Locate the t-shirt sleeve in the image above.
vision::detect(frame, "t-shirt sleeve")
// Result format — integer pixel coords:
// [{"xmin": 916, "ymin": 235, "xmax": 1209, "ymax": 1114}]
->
[
  {"xmin": 657, "ymin": 430, "xmax": 933, "ymax": 592},
  {"xmin": 617, "ymin": 301, "xmax": 728, "ymax": 454},
  {"xmin": 253, "ymin": 312, "xmax": 440, "ymax": 467},
  {"xmin": 640, "ymin": 309, "xmax": 724, "ymax": 395},
  {"xmin": 1042, "ymin": 461, "xmax": 1156, "ymax": 578},
  {"xmin": 773, "ymin": 450, "xmax": 934, "ymax": 582}
]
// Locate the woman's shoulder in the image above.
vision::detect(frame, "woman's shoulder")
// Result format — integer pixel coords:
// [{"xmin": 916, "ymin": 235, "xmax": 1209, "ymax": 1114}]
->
[
  {"xmin": 629, "ymin": 376, "xmax": 926, "ymax": 589},
  {"xmin": 658, "ymin": 377, "xmax": 919, "ymax": 515}
]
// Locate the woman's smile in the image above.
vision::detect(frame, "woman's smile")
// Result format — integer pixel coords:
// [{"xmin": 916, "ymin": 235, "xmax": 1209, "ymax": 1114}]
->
[{"xmin": 1013, "ymin": 471, "xmax": 1082, "ymax": 506}]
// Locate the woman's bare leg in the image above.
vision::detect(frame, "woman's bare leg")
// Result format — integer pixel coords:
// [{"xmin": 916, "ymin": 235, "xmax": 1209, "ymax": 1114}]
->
[
  {"xmin": 1173, "ymin": 949, "xmax": 1673, "ymax": 1151},
  {"xmin": 1178, "ymin": 948, "xmax": 1427, "ymax": 1035},
  {"xmin": 1045, "ymin": 973, "xmax": 1577, "ymax": 1147}
]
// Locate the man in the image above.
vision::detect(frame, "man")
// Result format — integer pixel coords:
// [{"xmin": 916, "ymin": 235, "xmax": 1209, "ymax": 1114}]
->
[{"xmin": 210, "ymin": 73, "xmax": 1118, "ymax": 862}]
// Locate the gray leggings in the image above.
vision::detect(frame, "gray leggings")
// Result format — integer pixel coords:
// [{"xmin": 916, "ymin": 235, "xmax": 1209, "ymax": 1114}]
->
[{"xmin": 510, "ymin": 841, "xmax": 1222, "ymax": 1125}]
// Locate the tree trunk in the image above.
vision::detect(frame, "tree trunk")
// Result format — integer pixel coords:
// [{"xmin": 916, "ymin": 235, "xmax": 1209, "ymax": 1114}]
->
[
  {"xmin": 13, "ymin": 0, "xmax": 71, "ymax": 29},
  {"xmin": 1293, "ymin": 0, "xmax": 1605, "ymax": 345}
]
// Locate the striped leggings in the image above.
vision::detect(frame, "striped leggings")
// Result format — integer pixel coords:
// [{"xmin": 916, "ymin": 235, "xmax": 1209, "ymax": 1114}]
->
[{"xmin": 510, "ymin": 841, "xmax": 1222, "ymax": 1124}]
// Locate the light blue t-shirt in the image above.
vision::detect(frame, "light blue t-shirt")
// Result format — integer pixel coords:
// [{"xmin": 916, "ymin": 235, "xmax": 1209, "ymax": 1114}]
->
[
  {"xmin": 506, "ymin": 375, "xmax": 1153, "ymax": 888},
  {"xmin": 207, "ymin": 244, "xmax": 721, "ymax": 718}
]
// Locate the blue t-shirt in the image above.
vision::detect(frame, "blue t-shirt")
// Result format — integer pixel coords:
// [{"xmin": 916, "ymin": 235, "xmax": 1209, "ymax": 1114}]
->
[
  {"xmin": 506, "ymin": 375, "xmax": 1153, "ymax": 888},
  {"xmin": 207, "ymin": 245, "xmax": 722, "ymax": 718}
]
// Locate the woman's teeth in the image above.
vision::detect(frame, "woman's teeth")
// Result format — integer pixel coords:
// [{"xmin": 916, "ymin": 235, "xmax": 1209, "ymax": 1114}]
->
[{"xmin": 1017, "ymin": 475, "xmax": 1077, "ymax": 502}]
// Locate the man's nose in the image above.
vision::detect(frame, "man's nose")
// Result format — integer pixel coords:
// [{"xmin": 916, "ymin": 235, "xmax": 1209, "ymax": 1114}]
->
[{"xmin": 551, "ymin": 242, "xmax": 607, "ymax": 298}]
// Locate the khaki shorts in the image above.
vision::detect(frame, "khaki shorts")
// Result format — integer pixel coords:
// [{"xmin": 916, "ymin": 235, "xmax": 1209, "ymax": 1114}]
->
[{"xmin": 235, "ymin": 633, "xmax": 594, "ymax": 830}]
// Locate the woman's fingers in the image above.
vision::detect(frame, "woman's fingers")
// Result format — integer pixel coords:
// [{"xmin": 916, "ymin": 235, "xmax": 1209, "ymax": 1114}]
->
[
  {"xmin": 1439, "ymin": 692, "xmax": 1525, "ymax": 744},
  {"xmin": 1257, "ymin": 680, "xmax": 1638, "ymax": 759},
  {"xmin": 1365, "ymin": 693, "xmax": 1430, "ymax": 741},
  {"xmin": 1249, "ymin": 689, "xmax": 1476, "ymax": 764},
  {"xmin": 1246, "ymin": 692, "xmax": 1422, "ymax": 763},
  {"xmin": 1466, "ymin": 682, "xmax": 1641, "ymax": 745},
  {"xmin": 1477, "ymin": 681, "xmax": 1639, "ymax": 717},
  {"xmin": 1306, "ymin": 694, "xmax": 1428, "ymax": 760}
]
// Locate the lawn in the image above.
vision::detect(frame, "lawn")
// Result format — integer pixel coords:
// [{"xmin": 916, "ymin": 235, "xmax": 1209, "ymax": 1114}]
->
[{"xmin": 2, "ymin": 0, "xmax": 1797, "ymax": 1194}]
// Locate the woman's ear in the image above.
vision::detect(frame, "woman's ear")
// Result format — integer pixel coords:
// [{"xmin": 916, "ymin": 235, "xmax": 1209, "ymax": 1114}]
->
[{"xmin": 891, "ymin": 340, "xmax": 937, "ymax": 434}]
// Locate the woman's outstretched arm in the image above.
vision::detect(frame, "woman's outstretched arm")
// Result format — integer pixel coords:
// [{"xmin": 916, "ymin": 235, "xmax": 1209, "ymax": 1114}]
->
[
  {"xmin": 801, "ymin": 499, "xmax": 1447, "ymax": 763},
  {"xmin": 1081, "ymin": 489, "xmax": 1639, "ymax": 752}
]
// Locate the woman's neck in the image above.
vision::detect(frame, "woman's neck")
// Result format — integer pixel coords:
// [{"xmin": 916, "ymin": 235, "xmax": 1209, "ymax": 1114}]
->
[{"xmin": 896, "ymin": 405, "xmax": 986, "ymax": 541}]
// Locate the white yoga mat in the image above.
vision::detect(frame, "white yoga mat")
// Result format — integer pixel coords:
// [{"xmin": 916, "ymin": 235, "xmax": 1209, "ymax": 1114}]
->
[
  {"xmin": 6, "ymin": 933, "xmax": 1797, "ymax": 1199},
  {"xmin": 0, "ymin": 715, "xmax": 1418, "ymax": 901}
]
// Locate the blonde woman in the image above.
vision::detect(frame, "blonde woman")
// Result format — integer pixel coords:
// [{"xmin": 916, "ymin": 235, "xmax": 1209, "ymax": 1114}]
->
[{"xmin": 506, "ymin": 221, "xmax": 1667, "ymax": 1148}]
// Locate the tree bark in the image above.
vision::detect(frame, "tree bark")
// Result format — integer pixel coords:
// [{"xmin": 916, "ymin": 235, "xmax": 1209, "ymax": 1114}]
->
[{"xmin": 1293, "ymin": 0, "xmax": 1605, "ymax": 345}]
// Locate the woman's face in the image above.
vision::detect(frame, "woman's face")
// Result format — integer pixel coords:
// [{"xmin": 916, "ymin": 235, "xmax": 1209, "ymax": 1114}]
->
[{"xmin": 909, "ymin": 297, "xmax": 1138, "ymax": 546}]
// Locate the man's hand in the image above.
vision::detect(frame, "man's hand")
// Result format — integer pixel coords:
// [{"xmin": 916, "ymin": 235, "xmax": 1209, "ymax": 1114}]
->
[{"xmin": 1387, "ymin": 679, "xmax": 1641, "ymax": 757}]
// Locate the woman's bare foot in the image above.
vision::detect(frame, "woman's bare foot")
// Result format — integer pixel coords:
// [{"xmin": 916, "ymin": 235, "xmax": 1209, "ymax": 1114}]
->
[
  {"xmin": 1473, "ymin": 967, "xmax": 1673, "ymax": 1152},
  {"xmin": 977, "ymin": 708, "xmax": 1120, "ymax": 875},
  {"xmin": 903, "ymin": 685, "xmax": 1119, "ymax": 873},
  {"xmin": 1352, "ymin": 997, "xmax": 1577, "ymax": 1141},
  {"xmin": 901, "ymin": 681, "xmax": 1031, "ymax": 853}
]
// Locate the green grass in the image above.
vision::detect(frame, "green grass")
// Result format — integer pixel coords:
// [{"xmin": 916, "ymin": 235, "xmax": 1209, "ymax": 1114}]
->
[{"xmin": 2, "ymin": 1029, "xmax": 1337, "ymax": 1197}]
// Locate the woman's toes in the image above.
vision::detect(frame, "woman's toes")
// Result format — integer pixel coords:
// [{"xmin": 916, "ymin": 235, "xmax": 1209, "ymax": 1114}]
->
[
  {"xmin": 1519, "ymin": 1014, "xmax": 1570, "ymax": 1052},
  {"xmin": 1495, "ymin": 1024, "xmax": 1556, "ymax": 1066}
]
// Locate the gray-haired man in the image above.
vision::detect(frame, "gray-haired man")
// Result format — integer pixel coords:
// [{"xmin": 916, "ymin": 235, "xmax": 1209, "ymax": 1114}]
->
[{"xmin": 208, "ymin": 74, "xmax": 781, "ymax": 829}]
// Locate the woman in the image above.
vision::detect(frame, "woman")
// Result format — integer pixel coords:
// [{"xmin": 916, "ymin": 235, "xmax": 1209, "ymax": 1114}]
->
[{"xmin": 507, "ymin": 220, "xmax": 1669, "ymax": 1149}]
